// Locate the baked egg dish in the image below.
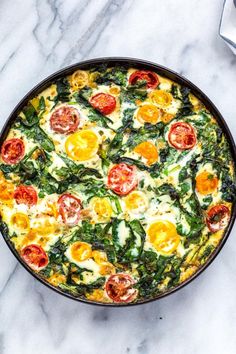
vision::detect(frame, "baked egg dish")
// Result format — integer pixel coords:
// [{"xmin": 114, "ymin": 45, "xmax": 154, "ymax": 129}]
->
[{"xmin": 0, "ymin": 64, "xmax": 235, "ymax": 304}]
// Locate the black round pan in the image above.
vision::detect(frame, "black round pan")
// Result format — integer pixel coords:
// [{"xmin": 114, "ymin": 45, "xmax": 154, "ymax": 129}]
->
[{"xmin": 1, "ymin": 57, "xmax": 236, "ymax": 306}]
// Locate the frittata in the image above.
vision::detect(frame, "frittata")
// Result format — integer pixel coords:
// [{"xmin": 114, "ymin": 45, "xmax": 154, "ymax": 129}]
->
[{"xmin": 0, "ymin": 65, "xmax": 235, "ymax": 304}]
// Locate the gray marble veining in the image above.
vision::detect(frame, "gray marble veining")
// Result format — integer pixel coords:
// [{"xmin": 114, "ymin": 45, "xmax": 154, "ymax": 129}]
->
[{"xmin": 0, "ymin": 1, "xmax": 236, "ymax": 353}]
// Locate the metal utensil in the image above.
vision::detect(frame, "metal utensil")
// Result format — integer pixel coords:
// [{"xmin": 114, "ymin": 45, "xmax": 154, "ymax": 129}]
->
[{"xmin": 219, "ymin": 0, "xmax": 236, "ymax": 54}]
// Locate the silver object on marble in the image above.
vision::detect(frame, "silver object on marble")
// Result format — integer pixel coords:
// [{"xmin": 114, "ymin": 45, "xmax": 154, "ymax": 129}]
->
[{"xmin": 219, "ymin": 0, "xmax": 236, "ymax": 54}]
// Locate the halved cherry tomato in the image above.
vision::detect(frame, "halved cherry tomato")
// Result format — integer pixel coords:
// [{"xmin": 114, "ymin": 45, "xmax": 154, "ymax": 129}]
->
[
  {"xmin": 99, "ymin": 263, "xmax": 115, "ymax": 276},
  {"xmin": 206, "ymin": 205, "xmax": 230, "ymax": 233},
  {"xmin": 149, "ymin": 90, "xmax": 173, "ymax": 107},
  {"xmin": 48, "ymin": 273, "xmax": 66, "ymax": 287},
  {"xmin": 124, "ymin": 191, "xmax": 148, "ymax": 213},
  {"xmin": 129, "ymin": 70, "xmax": 159, "ymax": 89},
  {"xmin": 136, "ymin": 104, "xmax": 161, "ymax": 124},
  {"xmin": 50, "ymin": 106, "xmax": 80, "ymax": 134},
  {"xmin": 58, "ymin": 193, "xmax": 82, "ymax": 226},
  {"xmin": 11, "ymin": 212, "xmax": 30, "ymax": 231},
  {"xmin": 70, "ymin": 241, "xmax": 92, "ymax": 262},
  {"xmin": 168, "ymin": 122, "xmax": 196, "ymax": 150},
  {"xmin": 86, "ymin": 289, "xmax": 105, "ymax": 302},
  {"xmin": 147, "ymin": 220, "xmax": 180, "ymax": 255},
  {"xmin": 90, "ymin": 93, "xmax": 116, "ymax": 115},
  {"xmin": 92, "ymin": 250, "xmax": 108, "ymax": 264},
  {"xmin": 196, "ymin": 171, "xmax": 218, "ymax": 195},
  {"xmin": 1, "ymin": 138, "xmax": 25, "ymax": 164},
  {"xmin": 0, "ymin": 180, "xmax": 14, "ymax": 203},
  {"xmin": 21, "ymin": 244, "xmax": 48, "ymax": 270},
  {"xmin": 134, "ymin": 141, "xmax": 158, "ymax": 165},
  {"xmin": 71, "ymin": 70, "xmax": 88, "ymax": 90},
  {"xmin": 105, "ymin": 274, "xmax": 138, "ymax": 303},
  {"xmin": 65, "ymin": 130, "xmax": 99, "ymax": 161},
  {"xmin": 107, "ymin": 163, "xmax": 138, "ymax": 196},
  {"xmin": 90, "ymin": 197, "xmax": 112, "ymax": 222},
  {"xmin": 14, "ymin": 185, "xmax": 37, "ymax": 206}
]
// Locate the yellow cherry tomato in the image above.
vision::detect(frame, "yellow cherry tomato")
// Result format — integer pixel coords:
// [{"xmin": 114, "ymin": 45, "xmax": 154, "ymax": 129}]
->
[
  {"xmin": 88, "ymin": 72, "xmax": 99, "ymax": 88},
  {"xmin": 90, "ymin": 197, "xmax": 112, "ymax": 222},
  {"xmin": 109, "ymin": 86, "xmax": 120, "ymax": 95},
  {"xmin": 71, "ymin": 241, "xmax": 92, "ymax": 262},
  {"xmin": 147, "ymin": 220, "xmax": 180, "ymax": 255},
  {"xmin": 0, "ymin": 180, "xmax": 14, "ymax": 203},
  {"xmin": 99, "ymin": 262, "xmax": 116, "ymax": 275},
  {"xmin": 124, "ymin": 191, "xmax": 148, "ymax": 213},
  {"xmin": 92, "ymin": 250, "xmax": 115, "ymax": 275},
  {"xmin": 65, "ymin": 130, "xmax": 99, "ymax": 161},
  {"xmin": 161, "ymin": 112, "xmax": 174, "ymax": 124},
  {"xmin": 136, "ymin": 104, "xmax": 161, "ymax": 124},
  {"xmin": 134, "ymin": 141, "xmax": 158, "ymax": 165},
  {"xmin": 71, "ymin": 70, "xmax": 88, "ymax": 90},
  {"xmin": 92, "ymin": 250, "xmax": 108, "ymax": 264},
  {"xmin": 86, "ymin": 289, "xmax": 105, "ymax": 302},
  {"xmin": 48, "ymin": 273, "xmax": 66, "ymax": 286},
  {"xmin": 196, "ymin": 171, "xmax": 218, "ymax": 195},
  {"xmin": 150, "ymin": 90, "xmax": 173, "ymax": 107},
  {"xmin": 11, "ymin": 212, "xmax": 30, "ymax": 231}
]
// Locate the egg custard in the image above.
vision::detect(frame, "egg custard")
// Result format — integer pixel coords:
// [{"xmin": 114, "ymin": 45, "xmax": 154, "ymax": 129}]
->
[{"xmin": 0, "ymin": 65, "xmax": 235, "ymax": 304}]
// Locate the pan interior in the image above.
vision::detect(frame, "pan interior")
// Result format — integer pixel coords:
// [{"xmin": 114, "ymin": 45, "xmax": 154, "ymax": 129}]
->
[{"xmin": 0, "ymin": 58, "xmax": 235, "ymax": 306}]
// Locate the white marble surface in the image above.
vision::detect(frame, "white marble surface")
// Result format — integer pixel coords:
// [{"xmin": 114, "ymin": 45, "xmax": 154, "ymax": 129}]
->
[{"xmin": 0, "ymin": 1, "xmax": 236, "ymax": 353}]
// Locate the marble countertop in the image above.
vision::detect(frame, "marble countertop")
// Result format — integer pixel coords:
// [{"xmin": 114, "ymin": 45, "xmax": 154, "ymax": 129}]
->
[{"xmin": 0, "ymin": 1, "xmax": 236, "ymax": 353}]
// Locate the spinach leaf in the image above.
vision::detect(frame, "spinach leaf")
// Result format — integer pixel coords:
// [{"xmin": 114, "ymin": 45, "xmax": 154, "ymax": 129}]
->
[
  {"xmin": 124, "ymin": 122, "xmax": 164, "ymax": 152},
  {"xmin": 178, "ymin": 86, "xmax": 193, "ymax": 117},
  {"xmin": 59, "ymin": 277, "xmax": 105, "ymax": 297},
  {"xmin": 54, "ymin": 77, "xmax": 71, "ymax": 103},
  {"xmin": 155, "ymin": 183, "xmax": 204, "ymax": 242},
  {"xmin": 0, "ymin": 220, "xmax": 9, "ymax": 238},
  {"xmin": 199, "ymin": 244, "xmax": 215, "ymax": 263},
  {"xmin": 111, "ymin": 156, "xmax": 149, "ymax": 171},
  {"xmin": 38, "ymin": 96, "xmax": 46, "ymax": 112},
  {"xmin": 120, "ymin": 81, "xmax": 147, "ymax": 104},
  {"xmin": 221, "ymin": 169, "xmax": 236, "ymax": 202},
  {"xmin": 21, "ymin": 103, "xmax": 39, "ymax": 127},
  {"xmin": 172, "ymin": 85, "xmax": 193, "ymax": 118},
  {"xmin": 136, "ymin": 251, "xmax": 171, "ymax": 298},
  {"xmin": 201, "ymin": 195, "xmax": 213, "ymax": 210},
  {"xmin": 120, "ymin": 108, "xmax": 136, "ymax": 130},
  {"xmin": 14, "ymin": 117, "xmax": 55, "ymax": 152},
  {"xmin": 122, "ymin": 220, "xmax": 146, "ymax": 262},
  {"xmin": 107, "ymin": 132, "xmax": 125, "ymax": 160},
  {"xmin": 95, "ymin": 65, "xmax": 128, "ymax": 86}
]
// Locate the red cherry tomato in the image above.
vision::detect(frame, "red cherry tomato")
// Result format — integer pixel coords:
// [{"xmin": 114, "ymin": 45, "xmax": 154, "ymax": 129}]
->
[
  {"xmin": 206, "ymin": 204, "xmax": 230, "ymax": 233},
  {"xmin": 50, "ymin": 106, "xmax": 80, "ymax": 134},
  {"xmin": 107, "ymin": 163, "xmax": 138, "ymax": 196},
  {"xmin": 14, "ymin": 185, "xmax": 38, "ymax": 206},
  {"xmin": 168, "ymin": 122, "xmax": 196, "ymax": 150},
  {"xmin": 21, "ymin": 244, "xmax": 48, "ymax": 270},
  {"xmin": 105, "ymin": 274, "xmax": 138, "ymax": 303},
  {"xmin": 1, "ymin": 138, "xmax": 25, "ymax": 165},
  {"xmin": 58, "ymin": 193, "xmax": 82, "ymax": 226},
  {"xmin": 90, "ymin": 93, "xmax": 116, "ymax": 115},
  {"xmin": 129, "ymin": 70, "xmax": 159, "ymax": 89}
]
